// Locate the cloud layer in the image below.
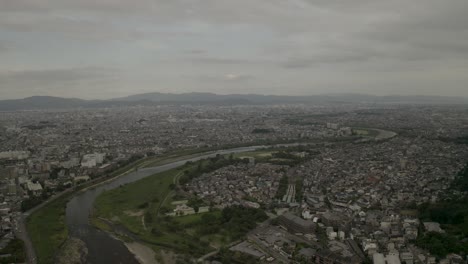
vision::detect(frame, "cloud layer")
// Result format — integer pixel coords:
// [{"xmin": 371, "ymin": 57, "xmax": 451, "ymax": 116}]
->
[{"xmin": 1, "ymin": 0, "xmax": 468, "ymax": 99}]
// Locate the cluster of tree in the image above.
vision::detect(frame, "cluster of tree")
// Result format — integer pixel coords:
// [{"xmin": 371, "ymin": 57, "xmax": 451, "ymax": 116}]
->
[
  {"xmin": 187, "ymin": 197, "xmax": 205, "ymax": 213},
  {"xmin": 419, "ymin": 197, "xmax": 468, "ymax": 228},
  {"xmin": 454, "ymin": 136, "xmax": 468, "ymax": 144},
  {"xmin": 144, "ymin": 212, "xmax": 153, "ymax": 224},
  {"xmin": 221, "ymin": 206, "xmax": 268, "ymax": 239},
  {"xmin": 154, "ymin": 216, "xmax": 212, "ymax": 257},
  {"xmin": 416, "ymin": 232, "xmax": 468, "ymax": 257},
  {"xmin": 295, "ymin": 178, "xmax": 304, "ymax": 203},
  {"xmin": 275, "ymin": 175, "xmax": 289, "ymax": 199},
  {"xmin": 21, "ymin": 190, "xmax": 51, "ymax": 212},
  {"xmin": 211, "ymin": 247, "xmax": 259, "ymax": 264},
  {"xmin": 0, "ymin": 239, "xmax": 26, "ymax": 264},
  {"xmin": 180, "ymin": 155, "xmax": 249, "ymax": 185},
  {"xmin": 21, "ymin": 197, "xmax": 44, "ymax": 212},
  {"xmin": 49, "ymin": 167, "xmax": 68, "ymax": 179},
  {"xmin": 438, "ymin": 135, "xmax": 468, "ymax": 145},
  {"xmin": 416, "ymin": 163, "xmax": 468, "ymax": 257},
  {"xmin": 195, "ymin": 206, "xmax": 268, "ymax": 240},
  {"xmin": 117, "ymin": 153, "xmax": 144, "ymax": 167},
  {"xmin": 451, "ymin": 162, "xmax": 468, "ymax": 192},
  {"xmin": 269, "ymin": 151, "xmax": 306, "ymax": 166},
  {"xmin": 146, "ymin": 151, "xmax": 156, "ymax": 157}
]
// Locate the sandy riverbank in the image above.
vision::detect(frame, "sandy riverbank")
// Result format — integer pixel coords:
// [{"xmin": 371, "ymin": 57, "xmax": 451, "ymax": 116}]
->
[{"xmin": 125, "ymin": 242, "xmax": 158, "ymax": 264}]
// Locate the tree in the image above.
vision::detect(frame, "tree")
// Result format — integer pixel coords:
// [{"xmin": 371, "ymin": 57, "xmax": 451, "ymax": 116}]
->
[{"xmin": 144, "ymin": 212, "xmax": 153, "ymax": 223}]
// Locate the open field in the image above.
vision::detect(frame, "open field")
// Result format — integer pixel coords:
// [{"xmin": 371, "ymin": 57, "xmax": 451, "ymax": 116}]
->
[
  {"xmin": 94, "ymin": 167, "xmax": 181, "ymax": 233},
  {"xmin": 234, "ymin": 150, "xmax": 276, "ymax": 160},
  {"xmin": 352, "ymin": 127, "xmax": 379, "ymax": 137}
]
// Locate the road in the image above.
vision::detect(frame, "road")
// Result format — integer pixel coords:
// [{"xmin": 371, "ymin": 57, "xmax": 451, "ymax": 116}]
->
[{"xmin": 15, "ymin": 214, "xmax": 37, "ymax": 264}]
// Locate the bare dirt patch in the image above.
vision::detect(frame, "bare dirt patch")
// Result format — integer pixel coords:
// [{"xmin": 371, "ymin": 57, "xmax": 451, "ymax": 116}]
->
[
  {"xmin": 125, "ymin": 242, "xmax": 158, "ymax": 264},
  {"xmin": 124, "ymin": 210, "xmax": 144, "ymax": 217}
]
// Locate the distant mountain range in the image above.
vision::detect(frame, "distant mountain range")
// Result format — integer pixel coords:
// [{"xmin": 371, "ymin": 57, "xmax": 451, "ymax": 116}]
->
[{"xmin": 0, "ymin": 92, "xmax": 467, "ymax": 111}]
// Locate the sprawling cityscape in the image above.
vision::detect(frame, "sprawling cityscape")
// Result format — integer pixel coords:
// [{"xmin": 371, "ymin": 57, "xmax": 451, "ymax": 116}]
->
[
  {"xmin": 0, "ymin": 100, "xmax": 467, "ymax": 264},
  {"xmin": 2, "ymin": 0, "xmax": 468, "ymax": 263}
]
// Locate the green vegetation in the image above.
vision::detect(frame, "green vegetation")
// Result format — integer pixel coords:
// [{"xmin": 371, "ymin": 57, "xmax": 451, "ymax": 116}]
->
[
  {"xmin": 142, "ymin": 149, "xmax": 218, "ymax": 168},
  {"xmin": 144, "ymin": 139, "xmax": 321, "ymax": 169},
  {"xmin": 276, "ymin": 175, "xmax": 289, "ymax": 199},
  {"xmin": 235, "ymin": 150, "xmax": 275, "ymax": 160},
  {"xmin": 352, "ymin": 128, "xmax": 379, "ymax": 137},
  {"xmin": 211, "ymin": 247, "xmax": 259, "ymax": 264},
  {"xmin": 94, "ymin": 162, "xmax": 218, "ymax": 256},
  {"xmin": 295, "ymin": 178, "xmax": 304, "ymax": 203},
  {"xmin": 438, "ymin": 135, "xmax": 468, "ymax": 145},
  {"xmin": 454, "ymin": 136, "xmax": 468, "ymax": 144},
  {"xmin": 0, "ymin": 238, "xmax": 26, "ymax": 264},
  {"xmin": 25, "ymin": 154, "xmax": 150, "ymax": 264},
  {"xmin": 21, "ymin": 195, "xmax": 48, "ymax": 212},
  {"xmin": 26, "ymin": 194, "xmax": 70, "ymax": 264},
  {"xmin": 270, "ymin": 151, "xmax": 305, "ymax": 166},
  {"xmin": 451, "ymin": 162, "xmax": 468, "ymax": 191},
  {"xmin": 94, "ymin": 167, "xmax": 179, "ymax": 232},
  {"xmin": 179, "ymin": 155, "xmax": 249, "ymax": 185},
  {"xmin": 95, "ymin": 187, "xmax": 266, "ymax": 256},
  {"xmin": 218, "ymin": 206, "xmax": 267, "ymax": 239},
  {"xmin": 417, "ymin": 163, "xmax": 468, "ymax": 257},
  {"xmin": 94, "ymin": 156, "xmax": 268, "ymax": 258},
  {"xmin": 251, "ymin": 128, "xmax": 274, "ymax": 134},
  {"xmin": 237, "ymin": 147, "xmax": 315, "ymax": 167},
  {"xmin": 416, "ymin": 232, "xmax": 468, "ymax": 257}
]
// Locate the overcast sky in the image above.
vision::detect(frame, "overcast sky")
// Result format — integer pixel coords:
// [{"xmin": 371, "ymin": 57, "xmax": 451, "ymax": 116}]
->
[{"xmin": 1, "ymin": 0, "xmax": 468, "ymax": 99}]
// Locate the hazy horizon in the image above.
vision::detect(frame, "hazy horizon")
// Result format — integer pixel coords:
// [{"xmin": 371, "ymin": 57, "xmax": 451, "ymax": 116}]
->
[
  {"xmin": 2, "ymin": 0, "xmax": 468, "ymax": 99},
  {"xmin": 3, "ymin": 91, "xmax": 468, "ymax": 101}
]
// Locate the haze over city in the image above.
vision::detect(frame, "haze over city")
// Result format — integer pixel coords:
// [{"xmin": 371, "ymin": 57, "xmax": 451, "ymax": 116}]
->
[{"xmin": 2, "ymin": 0, "xmax": 468, "ymax": 99}]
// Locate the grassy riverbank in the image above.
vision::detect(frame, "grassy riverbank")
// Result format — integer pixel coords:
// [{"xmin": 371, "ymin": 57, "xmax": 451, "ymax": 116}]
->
[
  {"xmin": 25, "ymin": 155, "xmax": 158, "ymax": 264},
  {"xmin": 26, "ymin": 194, "xmax": 70, "ymax": 264}
]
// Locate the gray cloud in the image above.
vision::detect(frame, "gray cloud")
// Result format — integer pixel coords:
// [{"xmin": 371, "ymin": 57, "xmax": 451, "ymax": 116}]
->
[
  {"xmin": 0, "ymin": 67, "xmax": 120, "ymax": 98},
  {"xmin": 188, "ymin": 58, "xmax": 254, "ymax": 65},
  {"xmin": 0, "ymin": 43, "xmax": 8, "ymax": 53},
  {"xmin": 0, "ymin": 0, "xmax": 467, "ymax": 98},
  {"xmin": 0, "ymin": 67, "xmax": 116, "ymax": 84}
]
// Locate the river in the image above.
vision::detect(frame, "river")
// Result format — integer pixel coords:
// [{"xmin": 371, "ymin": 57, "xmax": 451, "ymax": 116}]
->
[{"xmin": 65, "ymin": 145, "xmax": 276, "ymax": 263}]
